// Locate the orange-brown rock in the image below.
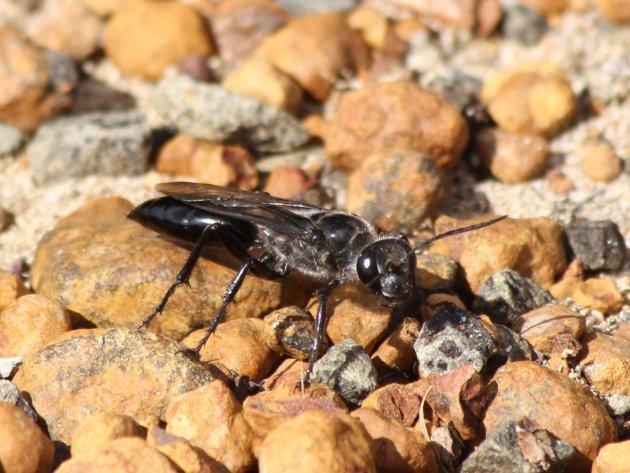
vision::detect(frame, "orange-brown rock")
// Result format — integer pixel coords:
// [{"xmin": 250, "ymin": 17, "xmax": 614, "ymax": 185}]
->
[
  {"xmin": 25, "ymin": 0, "xmax": 103, "ymax": 60},
  {"xmin": 595, "ymin": 0, "xmax": 630, "ymax": 22},
  {"xmin": 12, "ymin": 328, "xmax": 214, "ymax": 443},
  {"xmin": 0, "ymin": 271, "xmax": 29, "ymax": 312},
  {"xmin": 592, "ymin": 439, "xmax": 630, "ymax": 473},
  {"xmin": 0, "ymin": 293, "xmax": 71, "ymax": 358},
  {"xmin": 308, "ymin": 286, "xmax": 392, "ymax": 354},
  {"xmin": 325, "ymin": 81, "xmax": 469, "ymax": 172},
  {"xmin": 223, "ymin": 57, "xmax": 303, "ymax": 113},
  {"xmin": 79, "ymin": 0, "xmax": 137, "ymax": 16},
  {"xmin": 571, "ymin": 277, "xmax": 624, "ymax": 315},
  {"xmin": 56, "ymin": 437, "xmax": 179, "ymax": 473},
  {"xmin": 481, "ymin": 62, "xmax": 576, "ymax": 138},
  {"xmin": 581, "ymin": 142, "xmax": 623, "ymax": 182},
  {"xmin": 0, "ymin": 403, "xmax": 54, "ymax": 473},
  {"xmin": 262, "ymin": 306, "xmax": 315, "ymax": 360},
  {"xmin": 415, "ymin": 253, "xmax": 458, "ymax": 291},
  {"xmin": 147, "ymin": 426, "xmax": 229, "ymax": 473},
  {"xmin": 512, "ymin": 304, "xmax": 585, "ymax": 355},
  {"xmin": 256, "ymin": 12, "xmax": 369, "ymax": 101},
  {"xmin": 0, "ymin": 26, "xmax": 63, "ymax": 131},
  {"xmin": 204, "ymin": 0, "xmax": 289, "ymax": 65},
  {"xmin": 475, "ymin": 127, "xmax": 550, "ymax": 183},
  {"xmin": 104, "ymin": 0, "xmax": 214, "ymax": 81},
  {"xmin": 361, "ymin": 383, "xmax": 424, "ymax": 428},
  {"xmin": 577, "ymin": 331, "xmax": 630, "ymax": 397},
  {"xmin": 430, "ymin": 216, "xmax": 566, "ymax": 292},
  {"xmin": 257, "ymin": 410, "xmax": 376, "ymax": 473},
  {"xmin": 371, "ymin": 317, "xmax": 420, "ymax": 375},
  {"xmin": 346, "ymin": 149, "xmax": 447, "ymax": 233},
  {"xmin": 262, "ymin": 166, "xmax": 315, "ymax": 200},
  {"xmin": 165, "ymin": 380, "xmax": 255, "ymax": 473},
  {"xmin": 156, "ymin": 135, "xmax": 259, "ymax": 190},
  {"xmin": 520, "ymin": 0, "xmax": 569, "ymax": 16},
  {"xmin": 352, "ymin": 407, "xmax": 439, "ymax": 473},
  {"xmin": 71, "ymin": 411, "xmax": 144, "ymax": 456},
  {"xmin": 182, "ymin": 318, "xmax": 280, "ymax": 382},
  {"xmin": 243, "ymin": 389, "xmax": 347, "ymax": 455},
  {"xmin": 348, "ymin": 6, "xmax": 390, "ymax": 50},
  {"xmin": 484, "ymin": 361, "xmax": 616, "ymax": 473},
  {"xmin": 30, "ymin": 197, "xmax": 281, "ymax": 340}
]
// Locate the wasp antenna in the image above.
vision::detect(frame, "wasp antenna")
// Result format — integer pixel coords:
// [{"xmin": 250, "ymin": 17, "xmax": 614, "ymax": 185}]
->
[{"xmin": 413, "ymin": 215, "xmax": 508, "ymax": 253}]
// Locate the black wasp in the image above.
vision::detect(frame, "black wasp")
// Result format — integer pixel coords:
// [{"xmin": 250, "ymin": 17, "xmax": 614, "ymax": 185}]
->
[{"xmin": 129, "ymin": 182, "xmax": 506, "ymax": 378}]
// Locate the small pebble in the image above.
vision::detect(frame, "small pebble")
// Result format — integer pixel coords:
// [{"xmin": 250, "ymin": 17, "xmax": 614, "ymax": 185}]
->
[
  {"xmin": 473, "ymin": 269, "xmax": 555, "ymax": 326},
  {"xmin": 262, "ymin": 306, "xmax": 316, "ymax": 360},
  {"xmin": 256, "ymin": 12, "xmax": 369, "ymax": 101},
  {"xmin": 153, "ymin": 74, "xmax": 309, "ymax": 153},
  {"xmin": 415, "ymin": 253, "xmax": 459, "ymax": 291},
  {"xmin": 519, "ymin": 0, "xmax": 568, "ymax": 16},
  {"xmin": 352, "ymin": 407, "xmax": 439, "ymax": 473},
  {"xmin": 312, "ymin": 339, "xmax": 379, "ymax": 405},
  {"xmin": 361, "ymin": 382, "xmax": 423, "ymax": 427},
  {"xmin": 475, "ymin": 127, "xmax": 550, "ymax": 183},
  {"xmin": 68, "ymin": 76, "xmax": 136, "ymax": 114},
  {"xmin": 165, "ymin": 380, "xmax": 255, "ymax": 473},
  {"xmin": 104, "ymin": 0, "xmax": 214, "ymax": 81},
  {"xmin": 414, "ymin": 305, "xmax": 497, "ymax": 376},
  {"xmin": 581, "ymin": 142, "xmax": 623, "ymax": 182},
  {"xmin": 71, "ymin": 411, "xmax": 144, "ymax": 456},
  {"xmin": 346, "ymin": 149, "xmax": 447, "ymax": 233},
  {"xmin": 0, "ymin": 293, "xmax": 71, "ymax": 358},
  {"xmin": 325, "ymin": 81, "xmax": 469, "ymax": 171},
  {"xmin": 571, "ymin": 277, "xmax": 624, "ymax": 314},
  {"xmin": 0, "ymin": 403, "xmax": 54, "ymax": 473},
  {"xmin": 0, "ymin": 271, "xmax": 29, "ymax": 312},
  {"xmin": 0, "ymin": 123, "xmax": 23, "ymax": 156},
  {"xmin": 257, "ymin": 410, "xmax": 376, "ymax": 473},
  {"xmin": 565, "ymin": 219, "xmax": 626, "ymax": 272},
  {"xmin": 430, "ymin": 216, "xmax": 567, "ymax": 292},
  {"xmin": 512, "ymin": 304, "xmax": 584, "ymax": 356},
  {"xmin": 484, "ymin": 361, "xmax": 616, "ymax": 473},
  {"xmin": 577, "ymin": 331, "xmax": 630, "ymax": 398},
  {"xmin": 596, "ymin": 0, "xmax": 630, "ymax": 23},
  {"xmin": 592, "ymin": 439, "xmax": 630, "ymax": 473},
  {"xmin": 501, "ymin": 3, "xmax": 548, "ymax": 44},
  {"xmin": 262, "ymin": 166, "xmax": 315, "ymax": 199},
  {"xmin": 181, "ymin": 318, "xmax": 281, "ymax": 382},
  {"xmin": 0, "ymin": 379, "xmax": 38, "ymax": 422},
  {"xmin": 461, "ymin": 418, "xmax": 575, "ymax": 473},
  {"xmin": 12, "ymin": 328, "xmax": 215, "ymax": 443},
  {"xmin": 371, "ymin": 317, "xmax": 420, "ymax": 375},
  {"xmin": 26, "ymin": 110, "xmax": 150, "ymax": 185}
]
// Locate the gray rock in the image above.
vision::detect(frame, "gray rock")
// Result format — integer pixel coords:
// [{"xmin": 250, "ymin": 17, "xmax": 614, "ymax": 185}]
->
[
  {"xmin": 414, "ymin": 305, "xmax": 497, "ymax": 376},
  {"xmin": 312, "ymin": 339, "xmax": 378, "ymax": 405},
  {"xmin": 565, "ymin": 219, "xmax": 626, "ymax": 272},
  {"xmin": 473, "ymin": 269, "xmax": 554, "ymax": 326},
  {"xmin": 0, "ymin": 356, "xmax": 21, "ymax": 378},
  {"xmin": 0, "ymin": 380, "xmax": 38, "ymax": 423},
  {"xmin": 461, "ymin": 418, "xmax": 575, "ymax": 473},
  {"xmin": 501, "ymin": 4, "xmax": 548, "ymax": 45},
  {"xmin": 152, "ymin": 74, "xmax": 309, "ymax": 153},
  {"xmin": 603, "ymin": 394, "xmax": 630, "ymax": 416},
  {"xmin": 27, "ymin": 110, "xmax": 150, "ymax": 184},
  {"xmin": 0, "ymin": 123, "xmax": 23, "ymax": 156}
]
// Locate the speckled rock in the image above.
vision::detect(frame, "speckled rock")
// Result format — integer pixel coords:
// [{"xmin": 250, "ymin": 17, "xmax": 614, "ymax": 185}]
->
[
  {"xmin": 481, "ymin": 62, "xmax": 576, "ymax": 138},
  {"xmin": 257, "ymin": 410, "xmax": 376, "ymax": 473},
  {"xmin": 256, "ymin": 12, "xmax": 369, "ymax": 101},
  {"xmin": 475, "ymin": 127, "xmax": 550, "ymax": 183},
  {"xmin": 0, "ymin": 271, "xmax": 29, "ymax": 312},
  {"xmin": 12, "ymin": 328, "xmax": 215, "ymax": 443},
  {"xmin": 30, "ymin": 197, "xmax": 282, "ymax": 340},
  {"xmin": 56, "ymin": 437, "xmax": 179, "ymax": 473},
  {"xmin": 512, "ymin": 304, "xmax": 584, "ymax": 356},
  {"xmin": 70, "ymin": 411, "xmax": 144, "ymax": 456},
  {"xmin": 181, "ymin": 318, "xmax": 281, "ymax": 382},
  {"xmin": 325, "ymin": 81, "xmax": 469, "ymax": 171},
  {"xmin": 0, "ymin": 403, "xmax": 54, "ymax": 473},
  {"xmin": 346, "ymin": 149, "xmax": 447, "ymax": 233},
  {"xmin": 104, "ymin": 0, "xmax": 214, "ymax": 80},
  {"xmin": 223, "ymin": 57, "xmax": 303, "ymax": 113},
  {"xmin": 371, "ymin": 317, "xmax": 420, "ymax": 376},
  {"xmin": 147, "ymin": 426, "xmax": 229, "ymax": 473},
  {"xmin": 430, "ymin": 216, "xmax": 566, "ymax": 292},
  {"xmin": 26, "ymin": 110, "xmax": 150, "ymax": 185},
  {"xmin": 0, "ymin": 293, "xmax": 71, "ymax": 358},
  {"xmin": 352, "ymin": 407, "xmax": 440, "ymax": 473},
  {"xmin": 262, "ymin": 306, "xmax": 315, "ymax": 360},
  {"xmin": 25, "ymin": 0, "xmax": 103, "ymax": 60},
  {"xmin": 592, "ymin": 440, "xmax": 630, "ymax": 473},
  {"xmin": 164, "ymin": 380, "xmax": 255, "ymax": 473},
  {"xmin": 484, "ymin": 361, "xmax": 616, "ymax": 473},
  {"xmin": 153, "ymin": 74, "xmax": 309, "ymax": 152}
]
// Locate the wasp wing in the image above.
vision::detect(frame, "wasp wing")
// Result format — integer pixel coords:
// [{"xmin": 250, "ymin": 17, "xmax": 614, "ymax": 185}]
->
[{"xmin": 155, "ymin": 182, "xmax": 323, "ymax": 238}]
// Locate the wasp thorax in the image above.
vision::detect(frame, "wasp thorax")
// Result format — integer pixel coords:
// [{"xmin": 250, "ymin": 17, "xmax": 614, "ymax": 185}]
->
[{"xmin": 356, "ymin": 238, "xmax": 416, "ymax": 301}]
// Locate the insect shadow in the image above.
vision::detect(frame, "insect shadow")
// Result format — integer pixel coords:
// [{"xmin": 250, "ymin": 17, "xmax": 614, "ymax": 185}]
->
[{"xmin": 129, "ymin": 182, "xmax": 506, "ymax": 381}]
